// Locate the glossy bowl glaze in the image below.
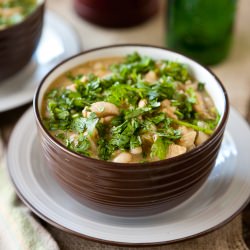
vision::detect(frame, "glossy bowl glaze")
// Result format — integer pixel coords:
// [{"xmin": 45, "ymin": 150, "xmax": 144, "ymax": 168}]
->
[
  {"xmin": 0, "ymin": 0, "xmax": 45, "ymax": 81},
  {"xmin": 34, "ymin": 45, "xmax": 229, "ymax": 216}
]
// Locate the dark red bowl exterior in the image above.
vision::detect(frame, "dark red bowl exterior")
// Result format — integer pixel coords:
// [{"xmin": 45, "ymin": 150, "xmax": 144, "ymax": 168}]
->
[
  {"xmin": 73, "ymin": 0, "xmax": 159, "ymax": 28},
  {"xmin": 0, "ymin": 2, "xmax": 45, "ymax": 81},
  {"xmin": 34, "ymin": 45, "xmax": 229, "ymax": 217}
]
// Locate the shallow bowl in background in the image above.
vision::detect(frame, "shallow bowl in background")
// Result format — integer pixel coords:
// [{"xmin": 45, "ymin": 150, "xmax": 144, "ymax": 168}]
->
[{"xmin": 0, "ymin": 0, "xmax": 45, "ymax": 81}]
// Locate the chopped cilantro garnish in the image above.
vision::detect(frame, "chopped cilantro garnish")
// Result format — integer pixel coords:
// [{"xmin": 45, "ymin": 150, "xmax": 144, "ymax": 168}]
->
[{"xmin": 42, "ymin": 52, "xmax": 220, "ymax": 162}]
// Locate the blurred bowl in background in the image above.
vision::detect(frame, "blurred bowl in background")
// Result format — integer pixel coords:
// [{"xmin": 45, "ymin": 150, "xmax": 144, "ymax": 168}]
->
[
  {"xmin": 0, "ymin": 0, "xmax": 45, "ymax": 82},
  {"xmin": 73, "ymin": 0, "xmax": 159, "ymax": 28}
]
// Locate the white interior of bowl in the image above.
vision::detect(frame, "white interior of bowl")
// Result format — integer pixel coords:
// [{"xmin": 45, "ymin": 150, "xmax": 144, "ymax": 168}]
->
[{"xmin": 37, "ymin": 46, "xmax": 227, "ymax": 125}]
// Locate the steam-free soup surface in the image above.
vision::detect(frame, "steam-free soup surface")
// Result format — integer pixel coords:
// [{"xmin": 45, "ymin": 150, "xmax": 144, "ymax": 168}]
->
[
  {"xmin": 0, "ymin": 0, "xmax": 37, "ymax": 30},
  {"xmin": 42, "ymin": 53, "xmax": 220, "ymax": 163}
]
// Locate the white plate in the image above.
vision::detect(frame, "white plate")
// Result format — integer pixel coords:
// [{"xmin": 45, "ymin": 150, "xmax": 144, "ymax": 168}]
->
[
  {"xmin": 0, "ymin": 11, "xmax": 82, "ymax": 113},
  {"xmin": 7, "ymin": 107, "xmax": 250, "ymax": 246}
]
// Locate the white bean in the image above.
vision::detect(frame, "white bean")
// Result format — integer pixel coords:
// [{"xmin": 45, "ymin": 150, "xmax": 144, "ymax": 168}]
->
[
  {"xmin": 130, "ymin": 147, "xmax": 142, "ymax": 155},
  {"xmin": 195, "ymin": 131, "xmax": 209, "ymax": 146},
  {"xmin": 144, "ymin": 71, "xmax": 157, "ymax": 84},
  {"xmin": 83, "ymin": 129, "xmax": 98, "ymax": 153},
  {"xmin": 166, "ymin": 144, "xmax": 187, "ymax": 159},
  {"xmin": 113, "ymin": 152, "xmax": 132, "ymax": 163},
  {"xmin": 194, "ymin": 93, "xmax": 214, "ymax": 120},
  {"xmin": 178, "ymin": 131, "xmax": 197, "ymax": 149},
  {"xmin": 66, "ymin": 84, "xmax": 77, "ymax": 92},
  {"xmin": 161, "ymin": 107, "xmax": 177, "ymax": 119},
  {"xmin": 102, "ymin": 115, "xmax": 115, "ymax": 124},
  {"xmin": 90, "ymin": 101, "xmax": 119, "ymax": 117},
  {"xmin": 138, "ymin": 99, "xmax": 147, "ymax": 108},
  {"xmin": 160, "ymin": 99, "xmax": 177, "ymax": 119},
  {"xmin": 161, "ymin": 99, "xmax": 171, "ymax": 108},
  {"xmin": 81, "ymin": 75, "xmax": 87, "ymax": 83}
]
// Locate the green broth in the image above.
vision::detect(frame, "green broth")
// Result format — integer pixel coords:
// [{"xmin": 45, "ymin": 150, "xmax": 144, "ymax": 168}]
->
[
  {"xmin": 0, "ymin": 0, "xmax": 38, "ymax": 30},
  {"xmin": 42, "ymin": 53, "xmax": 220, "ymax": 163}
]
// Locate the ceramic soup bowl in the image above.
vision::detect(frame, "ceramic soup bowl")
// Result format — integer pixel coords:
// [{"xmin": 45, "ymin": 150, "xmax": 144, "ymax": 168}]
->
[{"xmin": 34, "ymin": 45, "xmax": 229, "ymax": 216}]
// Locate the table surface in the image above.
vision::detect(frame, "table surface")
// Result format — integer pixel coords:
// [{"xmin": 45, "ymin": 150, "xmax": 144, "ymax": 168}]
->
[{"xmin": 0, "ymin": 0, "xmax": 250, "ymax": 248}]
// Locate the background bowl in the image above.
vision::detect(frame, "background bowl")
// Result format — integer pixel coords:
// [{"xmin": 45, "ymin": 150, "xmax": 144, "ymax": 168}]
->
[
  {"xmin": 34, "ymin": 45, "xmax": 229, "ymax": 217},
  {"xmin": 73, "ymin": 0, "xmax": 159, "ymax": 28},
  {"xmin": 0, "ymin": 0, "xmax": 45, "ymax": 81}
]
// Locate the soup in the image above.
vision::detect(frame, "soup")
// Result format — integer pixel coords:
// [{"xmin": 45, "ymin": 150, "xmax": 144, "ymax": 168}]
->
[
  {"xmin": 42, "ymin": 53, "xmax": 220, "ymax": 163},
  {"xmin": 0, "ymin": 0, "xmax": 37, "ymax": 30}
]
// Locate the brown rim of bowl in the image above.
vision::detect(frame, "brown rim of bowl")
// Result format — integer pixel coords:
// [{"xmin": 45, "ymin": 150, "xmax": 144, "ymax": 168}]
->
[
  {"xmin": 0, "ymin": 0, "xmax": 45, "ymax": 34},
  {"xmin": 34, "ymin": 44, "xmax": 230, "ymax": 168}
]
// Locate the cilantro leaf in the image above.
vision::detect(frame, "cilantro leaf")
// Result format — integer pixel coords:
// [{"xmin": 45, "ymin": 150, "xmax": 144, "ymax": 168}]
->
[
  {"xmin": 124, "ymin": 107, "xmax": 152, "ymax": 120},
  {"xmin": 198, "ymin": 82, "xmax": 205, "ymax": 91},
  {"xmin": 71, "ymin": 117, "xmax": 86, "ymax": 132},
  {"xmin": 66, "ymin": 134, "xmax": 90, "ymax": 156},
  {"xmin": 150, "ymin": 137, "xmax": 171, "ymax": 160}
]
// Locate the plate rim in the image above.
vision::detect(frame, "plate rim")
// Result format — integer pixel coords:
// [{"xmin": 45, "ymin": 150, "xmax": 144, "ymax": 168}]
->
[
  {"xmin": 0, "ymin": 10, "xmax": 82, "ymax": 113},
  {"xmin": 7, "ymin": 107, "xmax": 250, "ymax": 247},
  {"xmin": 9, "ymin": 178, "xmax": 250, "ymax": 247}
]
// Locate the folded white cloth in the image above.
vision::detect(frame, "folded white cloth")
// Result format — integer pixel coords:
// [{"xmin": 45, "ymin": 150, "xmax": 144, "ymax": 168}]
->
[{"xmin": 0, "ymin": 133, "xmax": 59, "ymax": 250}]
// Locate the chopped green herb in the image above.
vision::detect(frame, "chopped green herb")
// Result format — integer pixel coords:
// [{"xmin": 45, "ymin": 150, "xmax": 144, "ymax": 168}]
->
[
  {"xmin": 42, "ymin": 53, "xmax": 220, "ymax": 162},
  {"xmin": 198, "ymin": 82, "xmax": 205, "ymax": 91},
  {"xmin": 150, "ymin": 137, "xmax": 171, "ymax": 160}
]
